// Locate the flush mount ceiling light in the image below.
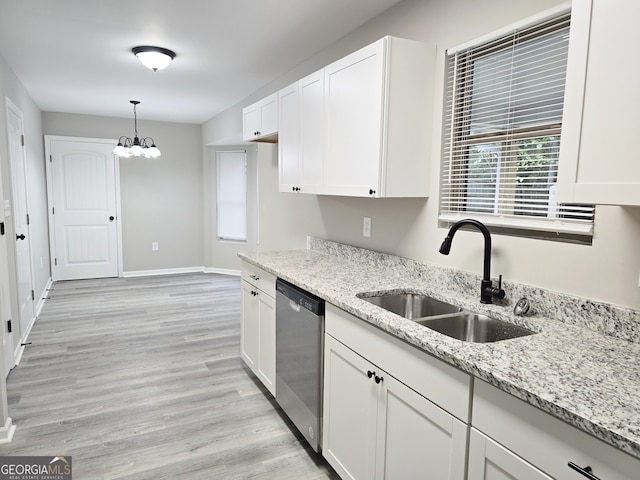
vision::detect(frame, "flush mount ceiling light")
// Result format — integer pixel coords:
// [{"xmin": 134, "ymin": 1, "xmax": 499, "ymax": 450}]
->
[
  {"xmin": 132, "ymin": 45, "xmax": 176, "ymax": 72},
  {"xmin": 113, "ymin": 100, "xmax": 161, "ymax": 158}
]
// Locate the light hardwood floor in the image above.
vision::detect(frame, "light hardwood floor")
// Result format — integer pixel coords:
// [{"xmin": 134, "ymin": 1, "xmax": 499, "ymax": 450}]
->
[{"xmin": 0, "ymin": 273, "xmax": 339, "ymax": 480}]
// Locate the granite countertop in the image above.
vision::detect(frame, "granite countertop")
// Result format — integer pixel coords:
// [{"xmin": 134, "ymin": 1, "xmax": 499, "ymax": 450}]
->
[{"xmin": 239, "ymin": 245, "xmax": 640, "ymax": 461}]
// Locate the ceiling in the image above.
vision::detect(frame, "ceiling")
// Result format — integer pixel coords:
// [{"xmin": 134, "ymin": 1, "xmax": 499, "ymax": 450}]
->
[{"xmin": 0, "ymin": 0, "xmax": 404, "ymax": 125}]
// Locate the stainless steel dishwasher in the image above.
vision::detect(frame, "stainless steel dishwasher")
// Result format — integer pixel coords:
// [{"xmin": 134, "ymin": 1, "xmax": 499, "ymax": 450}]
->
[{"xmin": 275, "ymin": 278, "xmax": 325, "ymax": 453}]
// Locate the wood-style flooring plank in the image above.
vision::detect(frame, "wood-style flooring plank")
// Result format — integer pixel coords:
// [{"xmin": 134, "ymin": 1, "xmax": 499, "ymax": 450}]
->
[{"xmin": 0, "ymin": 273, "xmax": 339, "ymax": 480}]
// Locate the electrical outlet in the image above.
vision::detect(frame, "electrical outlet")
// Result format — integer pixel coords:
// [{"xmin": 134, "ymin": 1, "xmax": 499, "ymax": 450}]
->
[
  {"xmin": 152, "ymin": 242, "xmax": 159, "ymax": 251},
  {"xmin": 363, "ymin": 217, "xmax": 371, "ymax": 238}
]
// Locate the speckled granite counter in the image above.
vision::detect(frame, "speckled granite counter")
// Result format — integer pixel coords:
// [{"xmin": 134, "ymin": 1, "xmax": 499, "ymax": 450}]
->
[{"xmin": 239, "ymin": 239, "xmax": 640, "ymax": 461}]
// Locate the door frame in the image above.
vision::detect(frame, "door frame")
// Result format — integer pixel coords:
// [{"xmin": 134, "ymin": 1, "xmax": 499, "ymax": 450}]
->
[
  {"xmin": 44, "ymin": 135, "xmax": 123, "ymax": 280},
  {"xmin": 5, "ymin": 97, "xmax": 36, "ymax": 351}
]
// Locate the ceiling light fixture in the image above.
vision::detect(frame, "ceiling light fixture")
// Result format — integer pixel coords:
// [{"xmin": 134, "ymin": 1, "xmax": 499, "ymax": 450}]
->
[
  {"xmin": 132, "ymin": 45, "xmax": 176, "ymax": 72},
  {"xmin": 113, "ymin": 101, "xmax": 161, "ymax": 158}
]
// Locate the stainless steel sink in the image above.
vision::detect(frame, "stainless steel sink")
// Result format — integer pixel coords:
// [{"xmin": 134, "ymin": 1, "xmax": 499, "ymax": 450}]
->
[
  {"xmin": 357, "ymin": 290, "xmax": 536, "ymax": 343},
  {"xmin": 358, "ymin": 292, "xmax": 462, "ymax": 319},
  {"xmin": 417, "ymin": 313, "xmax": 535, "ymax": 343}
]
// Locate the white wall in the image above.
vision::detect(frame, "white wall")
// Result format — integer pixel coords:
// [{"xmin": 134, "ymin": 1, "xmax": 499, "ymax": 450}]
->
[
  {"xmin": 202, "ymin": 0, "xmax": 640, "ymax": 311},
  {"xmin": 42, "ymin": 112, "xmax": 204, "ymax": 273}
]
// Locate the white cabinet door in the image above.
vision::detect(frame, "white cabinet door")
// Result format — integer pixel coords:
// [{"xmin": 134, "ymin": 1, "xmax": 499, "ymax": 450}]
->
[
  {"xmin": 558, "ymin": 0, "xmax": 640, "ymax": 205},
  {"xmin": 240, "ymin": 280, "xmax": 259, "ymax": 371},
  {"xmin": 278, "ymin": 70, "xmax": 325, "ymax": 194},
  {"xmin": 259, "ymin": 94, "xmax": 278, "ymax": 138},
  {"xmin": 242, "ymin": 93, "xmax": 278, "ymax": 142},
  {"xmin": 468, "ymin": 429, "xmax": 553, "ymax": 480},
  {"xmin": 278, "ymin": 82, "xmax": 300, "ymax": 193},
  {"xmin": 299, "ymin": 69, "xmax": 325, "ymax": 194},
  {"xmin": 256, "ymin": 291, "xmax": 275, "ymax": 395},
  {"xmin": 242, "ymin": 104, "xmax": 260, "ymax": 142},
  {"xmin": 376, "ymin": 373, "xmax": 467, "ymax": 480},
  {"xmin": 323, "ymin": 335, "xmax": 378, "ymax": 480},
  {"xmin": 324, "ymin": 40, "xmax": 384, "ymax": 197}
]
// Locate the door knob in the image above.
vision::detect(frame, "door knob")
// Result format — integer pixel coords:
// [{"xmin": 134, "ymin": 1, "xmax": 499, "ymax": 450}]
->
[
  {"xmin": 16, "ymin": 234, "xmax": 25, "ymax": 241},
  {"xmin": 109, "ymin": 216, "xmax": 115, "ymax": 221}
]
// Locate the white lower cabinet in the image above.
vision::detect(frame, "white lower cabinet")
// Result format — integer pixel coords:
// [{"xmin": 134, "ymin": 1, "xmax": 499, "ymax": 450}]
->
[
  {"xmin": 468, "ymin": 428, "xmax": 552, "ymax": 480},
  {"xmin": 323, "ymin": 305, "xmax": 468, "ymax": 480},
  {"xmin": 472, "ymin": 379, "xmax": 640, "ymax": 480},
  {"xmin": 240, "ymin": 262, "xmax": 276, "ymax": 395}
]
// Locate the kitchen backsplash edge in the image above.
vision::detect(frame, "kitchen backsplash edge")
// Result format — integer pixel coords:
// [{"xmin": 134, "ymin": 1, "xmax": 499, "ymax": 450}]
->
[{"xmin": 308, "ymin": 237, "xmax": 640, "ymax": 344}]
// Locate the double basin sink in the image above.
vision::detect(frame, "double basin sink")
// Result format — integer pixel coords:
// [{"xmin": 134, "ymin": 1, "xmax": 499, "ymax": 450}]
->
[{"xmin": 358, "ymin": 292, "xmax": 535, "ymax": 343}]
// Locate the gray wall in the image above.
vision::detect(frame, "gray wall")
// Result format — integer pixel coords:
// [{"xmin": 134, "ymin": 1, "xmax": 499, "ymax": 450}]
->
[
  {"xmin": 204, "ymin": 144, "xmax": 258, "ymax": 272},
  {"xmin": 202, "ymin": 0, "xmax": 640, "ymax": 311},
  {"xmin": 204, "ymin": 143, "xmax": 324, "ymax": 272},
  {"xmin": 42, "ymin": 112, "xmax": 204, "ymax": 273}
]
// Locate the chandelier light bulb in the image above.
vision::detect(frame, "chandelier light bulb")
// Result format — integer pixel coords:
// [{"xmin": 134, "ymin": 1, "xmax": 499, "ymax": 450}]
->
[{"xmin": 130, "ymin": 143, "xmax": 143, "ymax": 156}]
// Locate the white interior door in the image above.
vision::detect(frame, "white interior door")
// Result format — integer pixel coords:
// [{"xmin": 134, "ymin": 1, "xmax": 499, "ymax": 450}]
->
[
  {"xmin": 0, "ymin": 172, "xmax": 15, "ymax": 377},
  {"xmin": 46, "ymin": 137, "xmax": 120, "ymax": 281},
  {"xmin": 6, "ymin": 100, "xmax": 35, "ymax": 340}
]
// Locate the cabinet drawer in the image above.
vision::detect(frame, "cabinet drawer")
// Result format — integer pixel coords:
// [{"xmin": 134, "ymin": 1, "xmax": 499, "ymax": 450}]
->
[
  {"xmin": 473, "ymin": 379, "xmax": 640, "ymax": 480},
  {"xmin": 240, "ymin": 262, "xmax": 276, "ymax": 296},
  {"xmin": 325, "ymin": 303, "xmax": 471, "ymax": 422}
]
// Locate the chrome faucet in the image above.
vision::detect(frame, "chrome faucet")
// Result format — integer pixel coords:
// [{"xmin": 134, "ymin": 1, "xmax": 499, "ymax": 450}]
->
[{"xmin": 439, "ymin": 219, "xmax": 505, "ymax": 304}]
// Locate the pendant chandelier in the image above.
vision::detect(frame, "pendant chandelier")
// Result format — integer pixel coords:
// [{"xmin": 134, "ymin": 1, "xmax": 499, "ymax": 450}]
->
[{"xmin": 113, "ymin": 100, "xmax": 161, "ymax": 158}]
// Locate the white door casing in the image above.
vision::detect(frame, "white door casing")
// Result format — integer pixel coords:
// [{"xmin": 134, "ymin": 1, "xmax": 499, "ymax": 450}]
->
[
  {"xmin": 6, "ymin": 99, "xmax": 35, "ymax": 344},
  {"xmin": 45, "ymin": 136, "xmax": 121, "ymax": 281}
]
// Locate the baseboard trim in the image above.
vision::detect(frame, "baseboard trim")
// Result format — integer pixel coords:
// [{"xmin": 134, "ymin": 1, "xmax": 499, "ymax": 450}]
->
[
  {"xmin": 35, "ymin": 277, "xmax": 53, "ymax": 317},
  {"xmin": 123, "ymin": 267, "xmax": 206, "ymax": 278},
  {"xmin": 204, "ymin": 267, "xmax": 240, "ymax": 276},
  {"xmin": 13, "ymin": 277, "xmax": 51, "ymax": 367},
  {"xmin": 0, "ymin": 417, "xmax": 16, "ymax": 444}
]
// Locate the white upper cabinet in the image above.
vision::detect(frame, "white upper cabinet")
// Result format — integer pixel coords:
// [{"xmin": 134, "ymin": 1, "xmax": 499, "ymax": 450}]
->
[
  {"xmin": 278, "ymin": 70, "xmax": 325, "ymax": 194},
  {"xmin": 557, "ymin": 0, "xmax": 640, "ymax": 205},
  {"xmin": 242, "ymin": 93, "xmax": 278, "ymax": 142},
  {"xmin": 275, "ymin": 36, "xmax": 434, "ymax": 197},
  {"xmin": 323, "ymin": 36, "xmax": 434, "ymax": 197}
]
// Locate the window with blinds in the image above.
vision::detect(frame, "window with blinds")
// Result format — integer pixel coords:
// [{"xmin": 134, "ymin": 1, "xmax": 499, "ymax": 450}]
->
[
  {"xmin": 440, "ymin": 10, "xmax": 594, "ymax": 236},
  {"xmin": 216, "ymin": 150, "xmax": 247, "ymax": 241}
]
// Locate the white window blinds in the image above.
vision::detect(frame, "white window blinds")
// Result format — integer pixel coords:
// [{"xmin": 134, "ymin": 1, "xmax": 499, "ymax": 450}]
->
[
  {"xmin": 216, "ymin": 151, "xmax": 247, "ymax": 241},
  {"xmin": 440, "ymin": 10, "xmax": 594, "ymax": 235}
]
